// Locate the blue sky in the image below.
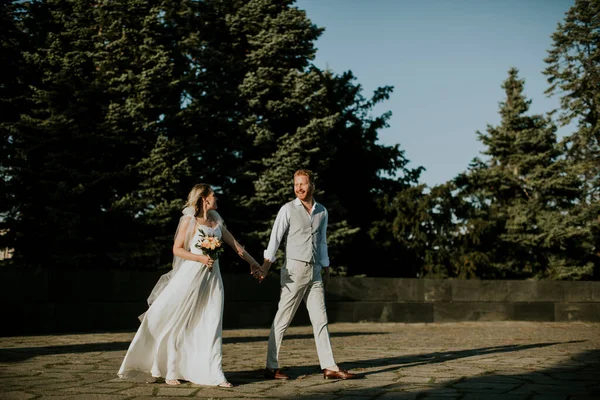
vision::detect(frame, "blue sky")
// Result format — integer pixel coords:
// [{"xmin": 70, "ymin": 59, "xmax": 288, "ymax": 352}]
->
[{"xmin": 294, "ymin": 0, "xmax": 575, "ymax": 187}]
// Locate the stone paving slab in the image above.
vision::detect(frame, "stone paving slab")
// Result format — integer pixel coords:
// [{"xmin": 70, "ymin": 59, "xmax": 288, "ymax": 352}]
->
[{"xmin": 0, "ymin": 322, "xmax": 599, "ymax": 399}]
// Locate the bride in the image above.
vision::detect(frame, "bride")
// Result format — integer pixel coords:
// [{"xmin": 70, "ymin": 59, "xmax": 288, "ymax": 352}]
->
[{"xmin": 117, "ymin": 183, "xmax": 261, "ymax": 387}]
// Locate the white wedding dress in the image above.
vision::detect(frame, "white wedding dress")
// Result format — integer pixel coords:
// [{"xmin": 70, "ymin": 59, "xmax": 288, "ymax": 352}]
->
[{"xmin": 117, "ymin": 219, "xmax": 226, "ymax": 385}]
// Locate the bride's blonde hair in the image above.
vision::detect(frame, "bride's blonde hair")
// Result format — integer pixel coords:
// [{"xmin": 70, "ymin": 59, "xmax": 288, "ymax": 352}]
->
[{"xmin": 184, "ymin": 183, "xmax": 213, "ymax": 219}]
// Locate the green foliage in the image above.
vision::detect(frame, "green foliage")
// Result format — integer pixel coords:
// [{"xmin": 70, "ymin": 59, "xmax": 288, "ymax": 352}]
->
[
  {"xmin": 112, "ymin": 135, "xmax": 192, "ymax": 268},
  {"xmin": 2, "ymin": 0, "xmax": 183, "ymax": 269},
  {"xmin": 543, "ymin": 0, "xmax": 600, "ymax": 278},
  {"xmin": 2, "ymin": 0, "xmax": 416, "ymax": 275},
  {"xmin": 1, "ymin": 0, "xmax": 30, "ymax": 251},
  {"xmin": 452, "ymin": 68, "xmax": 593, "ymax": 279},
  {"xmin": 3, "ymin": 0, "xmax": 113, "ymax": 268},
  {"xmin": 2, "ymin": 0, "xmax": 597, "ymax": 281}
]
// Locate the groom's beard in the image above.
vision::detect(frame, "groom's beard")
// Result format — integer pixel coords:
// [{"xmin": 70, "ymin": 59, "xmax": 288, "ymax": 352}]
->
[{"xmin": 296, "ymin": 188, "xmax": 313, "ymax": 202}]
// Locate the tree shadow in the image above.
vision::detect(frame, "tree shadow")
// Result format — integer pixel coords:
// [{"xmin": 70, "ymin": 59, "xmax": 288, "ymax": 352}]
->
[
  {"xmin": 0, "ymin": 331, "xmax": 385, "ymax": 363},
  {"xmin": 265, "ymin": 348, "xmax": 600, "ymax": 399},
  {"xmin": 222, "ymin": 330, "xmax": 385, "ymax": 344},
  {"xmin": 344, "ymin": 340, "xmax": 588, "ymax": 377},
  {"xmin": 0, "ymin": 341, "xmax": 133, "ymax": 363},
  {"xmin": 225, "ymin": 340, "xmax": 588, "ymax": 385}
]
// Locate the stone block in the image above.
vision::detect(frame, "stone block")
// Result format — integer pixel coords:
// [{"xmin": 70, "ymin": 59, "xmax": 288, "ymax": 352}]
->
[
  {"xmin": 223, "ymin": 274, "xmax": 280, "ymax": 302},
  {"xmin": 555, "ymin": 303, "xmax": 600, "ymax": 322},
  {"xmin": 536, "ymin": 281, "xmax": 566, "ymax": 302},
  {"xmin": 513, "ymin": 302, "xmax": 555, "ymax": 321},
  {"xmin": 506, "ymin": 280, "xmax": 537, "ymax": 302},
  {"xmin": 110, "ymin": 269, "xmax": 164, "ymax": 302},
  {"xmin": 46, "ymin": 268, "xmax": 86, "ymax": 302},
  {"xmin": 223, "ymin": 301, "xmax": 278, "ymax": 329},
  {"xmin": 52, "ymin": 302, "xmax": 96, "ymax": 332},
  {"xmin": 327, "ymin": 278, "xmax": 421, "ymax": 302},
  {"xmin": 3, "ymin": 267, "xmax": 49, "ymax": 302},
  {"xmin": 323, "ymin": 277, "xmax": 346, "ymax": 301},
  {"xmin": 391, "ymin": 303, "xmax": 434, "ymax": 323},
  {"xmin": 325, "ymin": 302, "xmax": 355, "ymax": 323},
  {"xmin": 594, "ymin": 283, "xmax": 600, "ymax": 301},
  {"xmin": 394, "ymin": 279, "xmax": 424, "ymax": 302},
  {"xmin": 42, "ymin": 301, "xmax": 144, "ymax": 333},
  {"xmin": 563, "ymin": 282, "xmax": 595, "ymax": 302},
  {"xmin": 345, "ymin": 302, "xmax": 434, "ymax": 323},
  {"xmin": 97, "ymin": 302, "xmax": 147, "ymax": 330},
  {"xmin": 433, "ymin": 302, "xmax": 513, "ymax": 322},
  {"xmin": 451, "ymin": 280, "xmax": 510, "ymax": 302},
  {"xmin": 423, "ymin": 279, "xmax": 451, "ymax": 302},
  {"xmin": 353, "ymin": 302, "xmax": 396, "ymax": 322},
  {"xmin": 2, "ymin": 303, "xmax": 56, "ymax": 336}
]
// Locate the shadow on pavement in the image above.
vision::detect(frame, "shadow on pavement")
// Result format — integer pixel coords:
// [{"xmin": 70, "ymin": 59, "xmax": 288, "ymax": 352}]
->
[
  {"xmin": 0, "ymin": 331, "xmax": 385, "ymax": 363},
  {"xmin": 226, "ymin": 340, "xmax": 590, "ymax": 385},
  {"xmin": 222, "ymin": 330, "xmax": 386, "ymax": 344},
  {"xmin": 0, "ymin": 341, "xmax": 133, "ymax": 363},
  {"xmin": 348, "ymin": 340, "xmax": 588, "ymax": 377},
  {"xmin": 267, "ymin": 348, "xmax": 600, "ymax": 399}
]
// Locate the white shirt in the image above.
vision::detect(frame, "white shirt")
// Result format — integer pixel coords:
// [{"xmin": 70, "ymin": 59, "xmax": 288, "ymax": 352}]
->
[{"xmin": 263, "ymin": 198, "xmax": 330, "ymax": 267}]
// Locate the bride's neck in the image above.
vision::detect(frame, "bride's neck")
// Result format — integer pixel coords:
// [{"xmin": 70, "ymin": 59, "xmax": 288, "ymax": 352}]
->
[
  {"xmin": 196, "ymin": 209, "xmax": 212, "ymax": 220},
  {"xmin": 196, "ymin": 216, "xmax": 211, "ymax": 222}
]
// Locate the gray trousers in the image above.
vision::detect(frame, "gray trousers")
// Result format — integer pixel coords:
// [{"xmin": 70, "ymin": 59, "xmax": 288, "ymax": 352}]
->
[{"xmin": 266, "ymin": 259, "xmax": 336, "ymax": 370}]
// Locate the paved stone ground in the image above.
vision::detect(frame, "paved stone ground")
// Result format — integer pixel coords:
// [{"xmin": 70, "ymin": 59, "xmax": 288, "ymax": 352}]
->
[{"xmin": 0, "ymin": 322, "xmax": 599, "ymax": 400}]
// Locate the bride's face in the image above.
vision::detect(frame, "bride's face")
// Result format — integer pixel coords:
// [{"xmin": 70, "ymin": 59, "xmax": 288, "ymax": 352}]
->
[{"xmin": 204, "ymin": 192, "xmax": 218, "ymax": 211}]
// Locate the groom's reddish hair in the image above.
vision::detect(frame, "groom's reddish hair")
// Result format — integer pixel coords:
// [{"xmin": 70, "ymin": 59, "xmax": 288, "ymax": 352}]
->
[{"xmin": 294, "ymin": 169, "xmax": 314, "ymax": 185}]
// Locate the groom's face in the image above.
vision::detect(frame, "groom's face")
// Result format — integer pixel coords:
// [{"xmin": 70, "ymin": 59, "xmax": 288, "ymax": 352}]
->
[{"xmin": 294, "ymin": 175, "xmax": 313, "ymax": 201}]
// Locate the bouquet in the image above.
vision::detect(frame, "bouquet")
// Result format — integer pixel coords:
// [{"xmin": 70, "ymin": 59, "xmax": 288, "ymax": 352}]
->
[{"xmin": 195, "ymin": 228, "xmax": 225, "ymax": 269}]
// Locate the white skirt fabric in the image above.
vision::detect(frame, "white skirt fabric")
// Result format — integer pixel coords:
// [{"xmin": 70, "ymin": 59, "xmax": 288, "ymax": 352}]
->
[{"xmin": 117, "ymin": 255, "xmax": 226, "ymax": 385}]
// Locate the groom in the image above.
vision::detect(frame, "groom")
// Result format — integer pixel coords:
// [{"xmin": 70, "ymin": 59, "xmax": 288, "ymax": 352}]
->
[{"xmin": 256, "ymin": 169, "xmax": 357, "ymax": 380}]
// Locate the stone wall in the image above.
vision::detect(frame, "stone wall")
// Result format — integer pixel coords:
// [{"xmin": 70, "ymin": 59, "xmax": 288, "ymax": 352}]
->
[
  {"xmin": 321, "ymin": 278, "xmax": 600, "ymax": 324},
  {"xmin": 2, "ymin": 267, "xmax": 599, "ymax": 335}
]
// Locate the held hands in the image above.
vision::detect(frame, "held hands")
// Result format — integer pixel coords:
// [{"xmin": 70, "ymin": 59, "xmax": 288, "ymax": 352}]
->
[
  {"xmin": 250, "ymin": 259, "xmax": 271, "ymax": 283},
  {"xmin": 249, "ymin": 261, "xmax": 262, "ymax": 281}
]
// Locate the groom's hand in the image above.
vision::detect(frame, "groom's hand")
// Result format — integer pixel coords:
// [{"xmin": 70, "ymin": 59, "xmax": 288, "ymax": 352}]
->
[
  {"xmin": 255, "ymin": 259, "xmax": 272, "ymax": 283},
  {"xmin": 250, "ymin": 262, "xmax": 261, "ymax": 278}
]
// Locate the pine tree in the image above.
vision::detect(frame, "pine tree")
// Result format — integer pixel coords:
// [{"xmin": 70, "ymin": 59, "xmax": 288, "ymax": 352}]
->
[
  {"xmin": 4, "ymin": 0, "xmax": 424, "ymax": 275},
  {"xmin": 5, "ymin": 0, "xmax": 183, "ymax": 268},
  {"xmin": 5, "ymin": 0, "xmax": 111, "ymax": 268},
  {"xmin": 0, "ymin": 1, "xmax": 30, "ymax": 255},
  {"xmin": 453, "ymin": 68, "xmax": 592, "ymax": 279},
  {"xmin": 543, "ymin": 0, "xmax": 600, "ymax": 277},
  {"xmin": 112, "ymin": 135, "xmax": 192, "ymax": 268},
  {"xmin": 230, "ymin": 1, "xmax": 346, "ymax": 270},
  {"xmin": 374, "ymin": 182, "xmax": 458, "ymax": 278},
  {"xmin": 227, "ymin": 0, "xmax": 421, "ymax": 275},
  {"xmin": 317, "ymin": 70, "xmax": 423, "ymax": 276}
]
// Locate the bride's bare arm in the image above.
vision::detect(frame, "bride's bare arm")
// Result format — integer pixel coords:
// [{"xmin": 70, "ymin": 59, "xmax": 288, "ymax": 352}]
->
[
  {"xmin": 221, "ymin": 226, "xmax": 261, "ymax": 270},
  {"xmin": 173, "ymin": 217, "xmax": 212, "ymax": 265}
]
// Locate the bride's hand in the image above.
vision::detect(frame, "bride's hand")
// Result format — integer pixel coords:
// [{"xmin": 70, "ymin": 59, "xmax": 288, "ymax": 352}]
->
[
  {"xmin": 203, "ymin": 255, "xmax": 214, "ymax": 268},
  {"xmin": 249, "ymin": 261, "xmax": 260, "ymax": 274},
  {"xmin": 250, "ymin": 262, "xmax": 263, "ymax": 281}
]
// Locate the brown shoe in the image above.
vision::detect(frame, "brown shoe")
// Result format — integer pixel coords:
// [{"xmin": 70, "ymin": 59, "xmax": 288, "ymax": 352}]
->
[
  {"xmin": 264, "ymin": 368, "xmax": 289, "ymax": 380},
  {"xmin": 323, "ymin": 368, "xmax": 358, "ymax": 380}
]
